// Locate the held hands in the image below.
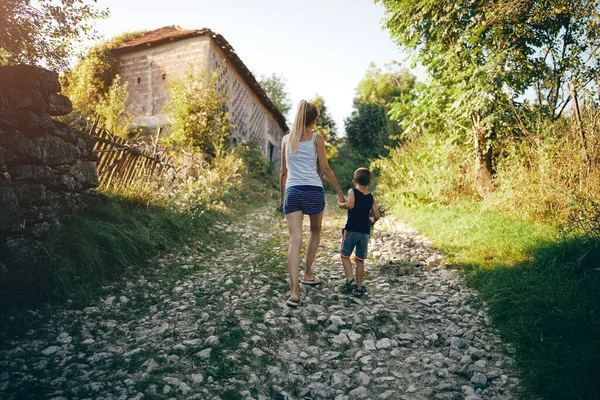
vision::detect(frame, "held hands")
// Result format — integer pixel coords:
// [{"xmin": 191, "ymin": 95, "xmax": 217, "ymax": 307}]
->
[{"xmin": 337, "ymin": 193, "xmax": 347, "ymax": 209}]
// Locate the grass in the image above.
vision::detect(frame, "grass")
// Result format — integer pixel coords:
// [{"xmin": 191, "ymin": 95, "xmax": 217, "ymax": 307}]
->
[
  {"xmin": 0, "ymin": 192, "xmax": 216, "ymax": 308},
  {"xmin": 391, "ymin": 201, "xmax": 600, "ymax": 400},
  {"xmin": 394, "ymin": 201, "xmax": 555, "ymax": 269},
  {"xmin": 0, "ymin": 167, "xmax": 275, "ymax": 344}
]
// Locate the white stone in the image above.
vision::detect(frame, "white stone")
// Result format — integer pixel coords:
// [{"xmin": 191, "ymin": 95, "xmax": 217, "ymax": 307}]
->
[
  {"xmin": 331, "ymin": 372, "xmax": 351, "ymax": 389},
  {"xmin": 205, "ymin": 335, "xmax": 219, "ymax": 345},
  {"xmin": 332, "ymin": 333, "xmax": 349, "ymax": 345},
  {"xmin": 196, "ymin": 348, "xmax": 212, "ymax": 359},
  {"xmin": 376, "ymin": 338, "xmax": 392, "ymax": 349},
  {"xmin": 41, "ymin": 346, "xmax": 60, "ymax": 356},
  {"xmin": 123, "ymin": 348, "xmax": 141, "ymax": 357},
  {"xmin": 471, "ymin": 372, "xmax": 487, "ymax": 388},
  {"xmin": 191, "ymin": 374, "xmax": 204, "ymax": 384},
  {"xmin": 183, "ymin": 339, "xmax": 203, "ymax": 346},
  {"xmin": 398, "ymin": 333, "xmax": 415, "ymax": 341},
  {"xmin": 363, "ymin": 340, "xmax": 376, "ymax": 351},
  {"xmin": 179, "ymin": 382, "xmax": 191, "ymax": 394},
  {"xmin": 57, "ymin": 333, "xmax": 72, "ymax": 344},
  {"xmin": 329, "ymin": 315, "xmax": 345, "ymax": 326},
  {"xmin": 252, "ymin": 348, "xmax": 266, "ymax": 357},
  {"xmin": 163, "ymin": 377, "xmax": 180, "ymax": 386},
  {"xmin": 349, "ymin": 386, "xmax": 368, "ymax": 399},
  {"xmin": 356, "ymin": 371, "xmax": 370, "ymax": 386}
]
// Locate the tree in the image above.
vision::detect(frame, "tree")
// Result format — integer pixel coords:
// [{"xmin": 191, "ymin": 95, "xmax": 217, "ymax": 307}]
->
[
  {"xmin": 165, "ymin": 65, "xmax": 233, "ymax": 155},
  {"xmin": 345, "ymin": 102, "xmax": 401, "ymax": 160},
  {"xmin": 312, "ymin": 95, "xmax": 339, "ymax": 160},
  {"xmin": 0, "ymin": 0, "xmax": 108, "ymax": 70},
  {"xmin": 356, "ymin": 61, "xmax": 415, "ymax": 106},
  {"xmin": 377, "ymin": 0, "xmax": 600, "ymax": 196},
  {"xmin": 345, "ymin": 62, "xmax": 415, "ymax": 160},
  {"xmin": 60, "ymin": 32, "xmax": 146, "ymax": 137},
  {"xmin": 258, "ymin": 73, "xmax": 292, "ymax": 117}
]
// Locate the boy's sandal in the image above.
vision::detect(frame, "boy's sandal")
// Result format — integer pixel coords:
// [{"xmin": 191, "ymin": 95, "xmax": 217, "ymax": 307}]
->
[
  {"xmin": 354, "ymin": 285, "xmax": 367, "ymax": 297},
  {"xmin": 286, "ymin": 297, "xmax": 302, "ymax": 307},
  {"xmin": 301, "ymin": 275, "xmax": 321, "ymax": 286},
  {"xmin": 341, "ymin": 278, "xmax": 356, "ymax": 294}
]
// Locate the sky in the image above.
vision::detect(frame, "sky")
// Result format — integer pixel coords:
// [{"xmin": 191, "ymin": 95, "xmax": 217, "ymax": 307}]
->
[{"xmin": 90, "ymin": 0, "xmax": 426, "ymax": 133}]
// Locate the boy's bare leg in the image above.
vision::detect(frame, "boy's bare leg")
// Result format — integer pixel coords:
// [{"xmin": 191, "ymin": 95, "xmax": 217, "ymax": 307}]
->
[
  {"xmin": 341, "ymin": 256, "xmax": 354, "ymax": 281},
  {"xmin": 355, "ymin": 259, "xmax": 365, "ymax": 287},
  {"xmin": 285, "ymin": 211, "xmax": 304, "ymax": 301},
  {"xmin": 304, "ymin": 211, "xmax": 323, "ymax": 280}
]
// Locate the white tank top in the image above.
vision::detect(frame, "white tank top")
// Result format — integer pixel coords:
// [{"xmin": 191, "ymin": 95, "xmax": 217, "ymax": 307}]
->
[{"xmin": 285, "ymin": 133, "xmax": 323, "ymax": 188}]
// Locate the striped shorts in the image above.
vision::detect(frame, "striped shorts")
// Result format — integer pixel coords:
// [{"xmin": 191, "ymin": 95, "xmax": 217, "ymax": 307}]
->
[{"xmin": 283, "ymin": 185, "xmax": 325, "ymax": 215}]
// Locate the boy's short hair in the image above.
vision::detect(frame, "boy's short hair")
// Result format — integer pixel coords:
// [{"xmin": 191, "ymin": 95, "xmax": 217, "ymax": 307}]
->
[{"xmin": 353, "ymin": 168, "xmax": 371, "ymax": 186}]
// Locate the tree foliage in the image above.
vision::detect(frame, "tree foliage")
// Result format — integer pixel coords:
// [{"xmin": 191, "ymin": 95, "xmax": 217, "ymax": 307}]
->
[
  {"xmin": 312, "ymin": 94, "xmax": 339, "ymax": 160},
  {"xmin": 60, "ymin": 32, "xmax": 146, "ymax": 138},
  {"xmin": 165, "ymin": 65, "xmax": 233, "ymax": 154},
  {"xmin": 356, "ymin": 61, "xmax": 416, "ymax": 106},
  {"xmin": 345, "ymin": 62, "xmax": 415, "ymax": 160},
  {"xmin": 0, "ymin": 0, "xmax": 108, "ymax": 70},
  {"xmin": 378, "ymin": 0, "xmax": 600, "ymax": 195},
  {"xmin": 258, "ymin": 73, "xmax": 293, "ymax": 118},
  {"xmin": 346, "ymin": 102, "xmax": 401, "ymax": 160}
]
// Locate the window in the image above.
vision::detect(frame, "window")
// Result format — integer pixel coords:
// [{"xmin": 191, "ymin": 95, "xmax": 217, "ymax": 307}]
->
[
  {"xmin": 162, "ymin": 73, "xmax": 167, "ymax": 81},
  {"xmin": 137, "ymin": 77, "xmax": 141, "ymax": 84},
  {"xmin": 268, "ymin": 142, "xmax": 275, "ymax": 162}
]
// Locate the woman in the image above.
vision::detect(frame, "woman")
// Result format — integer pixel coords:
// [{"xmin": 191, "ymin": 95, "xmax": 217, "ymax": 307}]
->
[{"xmin": 279, "ymin": 100, "xmax": 346, "ymax": 307}]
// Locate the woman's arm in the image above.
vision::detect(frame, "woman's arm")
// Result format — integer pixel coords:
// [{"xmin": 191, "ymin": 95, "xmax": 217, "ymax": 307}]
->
[
  {"xmin": 370, "ymin": 196, "xmax": 381, "ymax": 224},
  {"xmin": 279, "ymin": 137, "xmax": 288, "ymax": 207},
  {"xmin": 314, "ymin": 135, "xmax": 345, "ymax": 202},
  {"xmin": 338, "ymin": 188, "xmax": 355, "ymax": 210}
]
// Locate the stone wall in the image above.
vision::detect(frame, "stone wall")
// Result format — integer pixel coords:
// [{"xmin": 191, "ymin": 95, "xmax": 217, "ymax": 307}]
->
[{"xmin": 0, "ymin": 65, "xmax": 98, "ymax": 265}]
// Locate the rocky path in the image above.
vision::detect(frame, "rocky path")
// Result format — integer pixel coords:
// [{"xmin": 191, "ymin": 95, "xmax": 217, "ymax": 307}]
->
[{"xmin": 0, "ymin": 200, "xmax": 523, "ymax": 400}]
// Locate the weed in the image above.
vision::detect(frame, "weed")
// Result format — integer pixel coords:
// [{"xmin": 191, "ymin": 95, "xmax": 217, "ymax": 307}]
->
[{"xmin": 222, "ymin": 389, "xmax": 244, "ymax": 400}]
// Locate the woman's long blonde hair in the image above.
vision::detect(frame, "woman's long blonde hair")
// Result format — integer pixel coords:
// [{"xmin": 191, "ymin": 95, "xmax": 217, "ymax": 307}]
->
[{"xmin": 288, "ymin": 100, "xmax": 319, "ymax": 154}]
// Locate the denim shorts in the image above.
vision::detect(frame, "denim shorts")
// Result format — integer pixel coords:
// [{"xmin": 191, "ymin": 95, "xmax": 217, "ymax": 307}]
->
[
  {"xmin": 283, "ymin": 185, "xmax": 325, "ymax": 215},
  {"xmin": 340, "ymin": 229, "xmax": 369, "ymax": 260}
]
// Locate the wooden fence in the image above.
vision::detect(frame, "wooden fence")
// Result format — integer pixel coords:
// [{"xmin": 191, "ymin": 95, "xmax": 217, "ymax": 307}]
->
[{"xmin": 88, "ymin": 119, "xmax": 180, "ymax": 189}]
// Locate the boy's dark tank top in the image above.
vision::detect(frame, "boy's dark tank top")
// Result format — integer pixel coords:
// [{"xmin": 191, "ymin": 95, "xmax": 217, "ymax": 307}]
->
[{"xmin": 344, "ymin": 188, "xmax": 373, "ymax": 234}]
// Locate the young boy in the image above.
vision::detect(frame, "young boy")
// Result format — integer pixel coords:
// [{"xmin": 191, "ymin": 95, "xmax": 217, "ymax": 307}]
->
[{"xmin": 337, "ymin": 168, "xmax": 380, "ymax": 297}]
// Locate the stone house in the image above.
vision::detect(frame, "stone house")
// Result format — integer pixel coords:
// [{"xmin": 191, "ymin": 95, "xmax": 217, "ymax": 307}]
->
[{"xmin": 112, "ymin": 26, "xmax": 288, "ymax": 166}]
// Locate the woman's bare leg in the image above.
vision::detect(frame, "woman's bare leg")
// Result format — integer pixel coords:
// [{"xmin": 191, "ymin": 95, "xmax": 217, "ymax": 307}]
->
[
  {"xmin": 304, "ymin": 211, "xmax": 323, "ymax": 279},
  {"xmin": 285, "ymin": 211, "xmax": 304, "ymax": 301}
]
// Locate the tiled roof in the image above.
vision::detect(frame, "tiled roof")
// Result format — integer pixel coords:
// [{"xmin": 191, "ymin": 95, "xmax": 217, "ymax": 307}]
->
[
  {"xmin": 113, "ymin": 26, "xmax": 209, "ymax": 51},
  {"xmin": 112, "ymin": 26, "xmax": 288, "ymax": 131}
]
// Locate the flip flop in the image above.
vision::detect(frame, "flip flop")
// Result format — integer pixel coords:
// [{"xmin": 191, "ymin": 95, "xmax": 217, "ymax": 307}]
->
[
  {"xmin": 286, "ymin": 297, "xmax": 302, "ymax": 307},
  {"xmin": 301, "ymin": 275, "xmax": 321, "ymax": 286}
]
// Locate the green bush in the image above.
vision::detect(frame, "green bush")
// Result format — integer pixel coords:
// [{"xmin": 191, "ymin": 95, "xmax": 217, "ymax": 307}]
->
[
  {"xmin": 60, "ymin": 31, "xmax": 145, "ymax": 138},
  {"xmin": 164, "ymin": 64, "xmax": 233, "ymax": 154},
  {"xmin": 233, "ymin": 140, "xmax": 276, "ymax": 184},
  {"xmin": 372, "ymin": 133, "xmax": 472, "ymax": 207}
]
